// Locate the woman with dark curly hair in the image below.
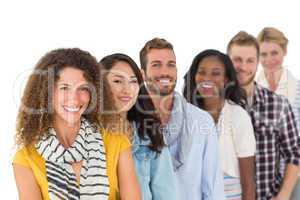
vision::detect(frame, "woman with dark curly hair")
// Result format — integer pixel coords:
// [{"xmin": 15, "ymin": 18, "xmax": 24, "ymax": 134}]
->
[
  {"xmin": 183, "ymin": 49, "xmax": 256, "ymax": 200},
  {"xmin": 13, "ymin": 48, "xmax": 141, "ymax": 200}
]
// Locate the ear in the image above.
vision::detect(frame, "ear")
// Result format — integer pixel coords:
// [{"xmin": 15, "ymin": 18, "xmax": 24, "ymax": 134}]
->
[
  {"xmin": 224, "ymin": 76, "xmax": 229, "ymax": 84},
  {"xmin": 283, "ymin": 48, "xmax": 287, "ymax": 56},
  {"xmin": 224, "ymin": 76, "xmax": 229, "ymax": 88},
  {"xmin": 140, "ymin": 69, "xmax": 146, "ymax": 81}
]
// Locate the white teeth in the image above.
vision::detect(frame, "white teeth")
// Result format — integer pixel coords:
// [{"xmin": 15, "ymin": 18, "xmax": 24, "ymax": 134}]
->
[
  {"xmin": 64, "ymin": 106, "xmax": 80, "ymax": 112},
  {"xmin": 159, "ymin": 79, "xmax": 170, "ymax": 84},
  {"xmin": 201, "ymin": 82, "xmax": 214, "ymax": 88}
]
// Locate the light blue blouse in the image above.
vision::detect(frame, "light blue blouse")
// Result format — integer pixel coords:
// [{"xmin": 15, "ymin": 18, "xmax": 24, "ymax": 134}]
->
[{"xmin": 132, "ymin": 122, "xmax": 178, "ymax": 200}]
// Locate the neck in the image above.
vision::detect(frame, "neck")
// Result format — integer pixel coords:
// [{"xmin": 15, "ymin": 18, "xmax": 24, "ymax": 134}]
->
[
  {"xmin": 119, "ymin": 111, "xmax": 128, "ymax": 119},
  {"xmin": 118, "ymin": 113, "xmax": 133, "ymax": 139},
  {"xmin": 242, "ymin": 81, "xmax": 255, "ymax": 98},
  {"xmin": 203, "ymin": 97, "xmax": 224, "ymax": 123},
  {"xmin": 149, "ymin": 91, "xmax": 174, "ymax": 125},
  {"xmin": 53, "ymin": 118, "xmax": 81, "ymax": 148},
  {"xmin": 263, "ymin": 67, "xmax": 283, "ymax": 91}
]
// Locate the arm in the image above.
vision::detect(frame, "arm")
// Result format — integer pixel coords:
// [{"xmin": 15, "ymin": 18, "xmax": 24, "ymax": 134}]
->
[
  {"xmin": 13, "ymin": 164, "xmax": 42, "ymax": 200},
  {"xmin": 238, "ymin": 157, "xmax": 256, "ymax": 200},
  {"xmin": 150, "ymin": 147, "xmax": 177, "ymax": 200},
  {"xmin": 118, "ymin": 148, "xmax": 141, "ymax": 200},
  {"xmin": 275, "ymin": 99, "xmax": 300, "ymax": 200},
  {"xmin": 273, "ymin": 164, "xmax": 300, "ymax": 200},
  {"xmin": 233, "ymin": 108, "xmax": 256, "ymax": 200}
]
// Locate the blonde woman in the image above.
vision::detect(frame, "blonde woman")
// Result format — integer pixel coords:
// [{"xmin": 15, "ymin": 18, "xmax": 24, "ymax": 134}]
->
[
  {"xmin": 256, "ymin": 27, "xmax": 299, "ymax": 123},
  {"xmin": 256, "ymin": 27, "xmax": 300, "ymax": 200}
]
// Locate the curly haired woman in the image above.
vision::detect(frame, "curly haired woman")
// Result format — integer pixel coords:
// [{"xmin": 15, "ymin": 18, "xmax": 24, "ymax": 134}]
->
[{"xmin": 13, "ymin": 48, "xmax": 141, "ymax": 200}]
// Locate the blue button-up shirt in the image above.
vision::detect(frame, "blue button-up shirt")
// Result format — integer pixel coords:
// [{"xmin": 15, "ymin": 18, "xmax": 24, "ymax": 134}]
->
[{"xmin": 163, "ymin": 92, "xmax": 225, "ymax": 200}]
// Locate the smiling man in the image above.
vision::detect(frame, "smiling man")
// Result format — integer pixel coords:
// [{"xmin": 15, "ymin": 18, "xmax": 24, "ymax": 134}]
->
[
  {"xmin": 227, "ymin": 31, "xmax": 300, "ymax": 200},
  {"xmin": 139, "ymin": 38, "xmax": 225, "ymax": 200}
]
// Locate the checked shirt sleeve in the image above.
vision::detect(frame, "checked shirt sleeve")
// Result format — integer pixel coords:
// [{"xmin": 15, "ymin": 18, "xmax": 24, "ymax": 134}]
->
[{"xmin": 278, "ymin": 98, "xmax": 300, "ymax": 166}]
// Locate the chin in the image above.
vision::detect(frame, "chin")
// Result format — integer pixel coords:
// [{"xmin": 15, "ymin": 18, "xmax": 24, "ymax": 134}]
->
[
  {"xmin": 160, "ymin": 86, "xmax": 175, "ymax": 95},
  {"xmin": 62, "ymin": 114, "xmax": 82, "ymax": 125},
  {"xmin": 159, "ymin": 91, "xmax": 173, "ymax": 96}
]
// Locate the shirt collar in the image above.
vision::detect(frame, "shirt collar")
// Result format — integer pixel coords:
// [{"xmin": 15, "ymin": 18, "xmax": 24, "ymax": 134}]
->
[
  {"xmin": 252, "ymin": 82, "xmax": 265, "ymax": 106},
  {"xmin": 131, "ymin": 122, "xmax": 152, "ymax": 153},
  {"xmin": 163, "ymin": 91, "xmax": 192, "ymax": 170}
]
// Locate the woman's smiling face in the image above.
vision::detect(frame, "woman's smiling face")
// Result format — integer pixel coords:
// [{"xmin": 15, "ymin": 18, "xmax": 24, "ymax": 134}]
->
[
  {"xmin": 53, "ymin": 67, "xmax": 91, "ymax": 126},
  {"xmin": 106, "ymin": 61, "xmax": 140, "ymax": 113},
  {"xmin": 195, "ymin": 56, "xmax": 227, "ymax": 98}
]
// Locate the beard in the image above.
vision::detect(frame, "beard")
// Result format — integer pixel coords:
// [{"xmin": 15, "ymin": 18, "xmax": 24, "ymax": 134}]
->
[
  {"xmin": 239, "ymin": 73, "xmax": 256, "ymax": 87},
  {"xmin": 236, "ymin": 69, "xmax": 256, "ymax": 87},
  {"xmin": 145, "ymin": 76, "xmax": 176, "ymax": 96}
]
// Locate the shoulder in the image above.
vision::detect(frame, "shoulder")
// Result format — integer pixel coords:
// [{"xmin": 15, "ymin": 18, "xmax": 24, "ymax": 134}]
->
[
  {"xmin": 285, "ymin": 68, "xmax": 298, "ymax": 82},
  {"xmin": 184, "ymin": 102, "xmax": 217, "ymax": 142},
  {"xmin": 224, "ymin": 102, "xmax": 254, "ymax": 136},
  {"xmin": 256, "ymin": 84, "xmax": 287, "ymax": 105},
  {"xmin": 186, "ymin": 102, "xmax": 214, "ymax": 123},
  {"xmin": 225, "ymin": 101, "xmax": 250, "ymax": 120},
  {"xmin": 186, "ymin": 102, "xmax": 216, "ymax": 131},
  {"xmin": 102, "ymin": 129, "xmax": 129, "ymax": 142},
  {"xmin": 13, "ymin": 145, "xmax": 43, "ymax": 167},
  {"xmin": 101, "ymin": 129, "xmax": 131, "ymax": 153}
]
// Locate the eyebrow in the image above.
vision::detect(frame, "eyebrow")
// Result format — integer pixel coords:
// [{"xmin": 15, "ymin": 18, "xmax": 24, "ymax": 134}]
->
[
  {"xmin": 57, "ymin": 82, "xmax": 89, "ymax": 87},
  {"xmin": 150, "ymin": 60, "xmax": 176, "ymax": 64},
  {"xmin": 211, "ymin": 66, "xmax": 223, "ymax": 69},
  {"xmin": 198, "ymin": 66, "xmax": 223, "ymax": 70},
  {"xmin": 110, "ymin": 73, "xmax": 137, "ymax": 79},
  {"xmin": 58, "ymin": 83, "xmax": 70, "ymax": 86},
  {"xmin": 150, "ymin": 60, "xmax": 161, "ymax": 64}
]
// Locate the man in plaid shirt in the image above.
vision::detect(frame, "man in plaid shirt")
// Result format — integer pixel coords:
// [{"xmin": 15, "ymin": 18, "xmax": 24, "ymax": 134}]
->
[{"xmin": 227, "ymin": 31, "xmax": 300, "ymax": 200}]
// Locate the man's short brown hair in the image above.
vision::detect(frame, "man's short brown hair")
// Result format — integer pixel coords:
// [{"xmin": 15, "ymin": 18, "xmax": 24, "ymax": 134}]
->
[
  {"xmin": 227, "ymin": 31, "xmax": 260, "ymax": 58},
  {"xmin": 139, "ymin": 38, "xmax": 174, "ymax": 70}
]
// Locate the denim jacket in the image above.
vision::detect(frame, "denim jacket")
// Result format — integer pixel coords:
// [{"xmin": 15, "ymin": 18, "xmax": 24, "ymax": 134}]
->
[{"xmin": 132, "ymin": 122, "xmax": 177, "ymax": 200}]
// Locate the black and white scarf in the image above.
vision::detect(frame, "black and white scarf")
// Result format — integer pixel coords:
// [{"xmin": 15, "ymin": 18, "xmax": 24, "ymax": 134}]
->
[{"xmin": 36, "ymin": 118, "xmax": 110, "ymax": 200}]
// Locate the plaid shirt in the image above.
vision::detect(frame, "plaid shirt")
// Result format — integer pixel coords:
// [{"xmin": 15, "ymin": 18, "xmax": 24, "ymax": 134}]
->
[{"xmin": 246, "ymin": 83, "xmax": 300, "ymax": 200}]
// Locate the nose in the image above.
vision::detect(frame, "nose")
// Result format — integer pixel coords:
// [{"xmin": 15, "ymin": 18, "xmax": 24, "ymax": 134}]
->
[
  {"xmin": 64, "ymin": 89, "xmax": 80, "ymax": 105},
  {"xmin": 159, "ymin": 65, "xmax": 170, "ymax": 76},
  {"xmin": 120, "ymin": 80, "xmax": 131, "ymax": 94},
  {"xmin": 264, "ymin": 55, "xmax": 272, "ymax": 66},
  {"xmin": 236, "ymin": 61, "xmax": 247, "ymax": 71},
  {"xmin": 201, "ymin": 74, "xmax": 212, "ymax": 82}
]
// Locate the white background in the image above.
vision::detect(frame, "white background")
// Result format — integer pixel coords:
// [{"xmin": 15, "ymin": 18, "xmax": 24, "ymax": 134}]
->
[{"xmin": 1, "ymin": 0, "xmax": 300, "ymax": 199}]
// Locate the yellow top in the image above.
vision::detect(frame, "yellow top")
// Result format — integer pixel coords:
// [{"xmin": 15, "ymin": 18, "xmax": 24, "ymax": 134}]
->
[{"xmin": 13, "ymin": 130, "xmax": 131, "ymax": 200}]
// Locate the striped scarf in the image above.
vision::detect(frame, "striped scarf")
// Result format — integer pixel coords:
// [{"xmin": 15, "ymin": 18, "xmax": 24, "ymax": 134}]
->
[{"xmin": 36, "ymin": 118, "xmax": 110, "ymax": 200}]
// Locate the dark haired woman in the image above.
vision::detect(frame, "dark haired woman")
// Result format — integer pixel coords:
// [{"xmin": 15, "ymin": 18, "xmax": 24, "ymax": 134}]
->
[
  {"xmin": 100, "ymin": 53, "xmax": 177, "ymax": 200},
  {"xmin": 183, "ymin": 49, "xmax": 256, "ymax": 200},
  {"xmin": 13, "ymin": 48, "xmax": 140, "ymax": 200}
]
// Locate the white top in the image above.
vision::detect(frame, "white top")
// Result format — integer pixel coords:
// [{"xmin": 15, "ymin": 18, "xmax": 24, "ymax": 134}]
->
[
  {"xmin": 256, "ymin": 68, "xmax": 300, "ymax": 131},
  {"xmin": 217, "ymin": 100, "xmax": 256, "ymax": 178},
  {"xmin": 256, "ymin": 68, "xmax": 297, "ymax": 105}
]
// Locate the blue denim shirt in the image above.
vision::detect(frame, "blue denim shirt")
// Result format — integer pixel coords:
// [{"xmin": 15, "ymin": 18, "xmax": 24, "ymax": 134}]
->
[
  {"xmin": 132, "ymin": 122, "xmax": 177, "ymax": 200},
  {"xmin": 163, "ymin": 92, "xmax": 225, "ymax": 200}
]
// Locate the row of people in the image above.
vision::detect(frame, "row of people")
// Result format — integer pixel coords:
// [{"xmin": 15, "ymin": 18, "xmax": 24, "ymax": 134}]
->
[{"xmin": 13, "ymin": 27, "xmax": 300, "ymax": 200}]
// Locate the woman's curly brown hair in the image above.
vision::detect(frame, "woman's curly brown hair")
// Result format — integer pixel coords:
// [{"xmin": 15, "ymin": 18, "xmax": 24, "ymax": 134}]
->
[{"xmin": 15, "ymin": 48, "xmax": 103, "ymax": 146}]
